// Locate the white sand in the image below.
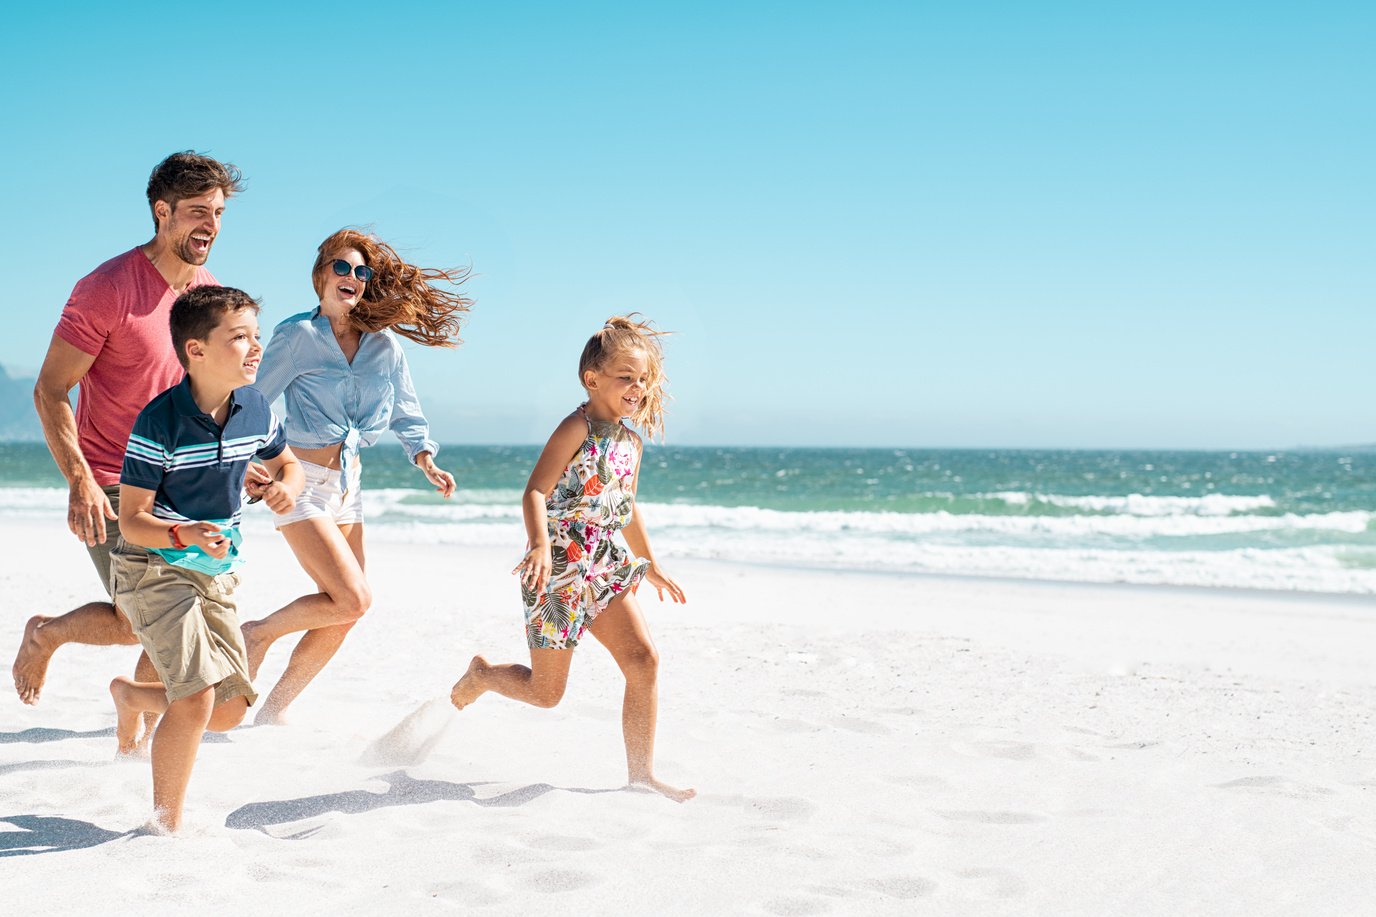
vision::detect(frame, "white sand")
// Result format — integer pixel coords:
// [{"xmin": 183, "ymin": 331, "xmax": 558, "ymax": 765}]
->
[{"xmin": 3, "ymin": 516, "xmax": 1375, "ymax": 915}]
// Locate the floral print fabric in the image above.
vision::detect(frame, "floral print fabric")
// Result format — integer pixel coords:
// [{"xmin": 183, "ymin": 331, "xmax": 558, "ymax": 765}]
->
[{"xmin": 522, "ymin": 405, "xmax": 649, "ymax": 648}]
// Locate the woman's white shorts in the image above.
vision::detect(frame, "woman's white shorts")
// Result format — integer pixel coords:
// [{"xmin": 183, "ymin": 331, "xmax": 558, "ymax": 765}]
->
[{"xmin": 273, "ymin": 459, "xmax": 364, "ymax": 528}]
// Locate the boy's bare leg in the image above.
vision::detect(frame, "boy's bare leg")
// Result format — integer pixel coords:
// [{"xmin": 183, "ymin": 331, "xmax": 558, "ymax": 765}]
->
[
  {"xmin": 589, "ymin": 594, "xmax": 696, "ymax": 802},
  {"xmin": 14, "ymin": 601, "xmax": 138, "ymax": 703},
  {"xmin": 148, "ymin": 688, "xmax": 216, "ymax": 833},
  {"xmin": 110, "ymin": 676, "xmax": 171, "ymax": 754},
  {"xmin": 254, "ymin": 622, "xmax": 354, "ymax": 725},
  {"xmin": 451, "ymin": 647, "xmax": 574, "ymax": 710},
  {"xmin": 242, "ymin": 520, "xmax": 368, "ymax": 717}
]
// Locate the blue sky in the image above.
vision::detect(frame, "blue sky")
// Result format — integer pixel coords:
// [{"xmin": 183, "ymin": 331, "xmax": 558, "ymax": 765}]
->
[{"xmin": 3, "ymin": 2, "xmax": 1371, "ymax": 448}]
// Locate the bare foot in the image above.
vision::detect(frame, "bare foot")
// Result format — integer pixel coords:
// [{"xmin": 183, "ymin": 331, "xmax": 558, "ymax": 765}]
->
[
  {"xmin": 629, "ymin": 776, "xmax": 697, "ymax": 803},
  {"xmin": 253, "ymin": 704, "xmax": 290, "ymax": 727},
  {"xmin": 241, "ymin": 620, "xmax": 273, "ymax": 681},
  {"xmin": 449, "ymin": 656, "xmax": 489, "ymax": 710},
  {"xmin": 13, "ymin": 615, "xmax": 55, "ymax": 704},
  {"xmin": 109, "ymin": 677, "xmax": 145, "ymax": 755}
]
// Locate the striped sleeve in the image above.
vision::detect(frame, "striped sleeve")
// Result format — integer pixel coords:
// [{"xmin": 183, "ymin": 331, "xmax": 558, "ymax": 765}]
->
[{"xmin": 120, "ymin": 414, "xmax": 170, "ymax": 492}]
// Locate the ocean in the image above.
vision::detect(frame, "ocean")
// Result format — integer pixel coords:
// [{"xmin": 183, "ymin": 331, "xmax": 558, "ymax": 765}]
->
[{"xmin": 2, "ymin": 442, "xmax": 1373, "ymax": 594}]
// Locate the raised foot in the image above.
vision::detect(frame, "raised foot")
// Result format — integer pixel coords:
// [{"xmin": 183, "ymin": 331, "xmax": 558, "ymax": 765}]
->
[
  {"xmin": 13, "ymin": 615, "xmax": 55, "ymax": 705},
  {"xmin": 253, "ymin": 704, "xmax": 290, "ymax": 727},
  {"xmin": 241, "ymin": 620, "xmax": 273, "ymax": 682},
  {"xmin": 109, "ymin": 677, "xmax": 146, "ymax": 755},
  {"xmin": 628, "ymin": 776, "xmax": 697, "ymax": 803},
  {"xmin": 449, "ymin": 656, "xmax": 489, "ymax": 710}
]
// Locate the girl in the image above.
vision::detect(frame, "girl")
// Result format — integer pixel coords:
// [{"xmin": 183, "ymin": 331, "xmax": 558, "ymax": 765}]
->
[
  {"xmin": 450, "ymin": 315, "xmax": 694, "ymax": 802},
  {"xmin": 243, "ymin": 228, "xmax": 471, "ymax": 724}
]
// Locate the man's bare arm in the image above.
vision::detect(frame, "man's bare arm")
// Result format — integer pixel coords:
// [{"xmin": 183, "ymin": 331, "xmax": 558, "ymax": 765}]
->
[{"xmin": 33, "ymin": 333, "xmax": 111, "ymax": 545}]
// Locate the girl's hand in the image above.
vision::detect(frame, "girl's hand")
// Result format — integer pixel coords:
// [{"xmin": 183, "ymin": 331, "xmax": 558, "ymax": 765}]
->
[
  {"xmin": 644, "ymin": 562, "xmax": 686, "ymax": 604},
  {"xmin": 417, "ymin": 454, "xmax": 456, "ymax": 499},
  {"xmin": 180, "ymin": 522, "xmax": 231, "ymax": 559},
  {"xmin": 513, "ymin": 544, "xmax": 553, "ymax": 594}
]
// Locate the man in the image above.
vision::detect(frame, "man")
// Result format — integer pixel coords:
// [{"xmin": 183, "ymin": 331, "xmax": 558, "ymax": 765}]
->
[{"xmin": 13, "ymin": 151, "xmax": 245, "ymax": 705}]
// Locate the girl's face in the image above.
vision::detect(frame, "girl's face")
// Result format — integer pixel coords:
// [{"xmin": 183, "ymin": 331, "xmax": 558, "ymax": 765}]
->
[
  {"xmin": 583, "ymin": 347, "xmax": 651, "ymax": 420},
  {"xmin": 318, "ymin": 247, "xmax": 368, "ymax": 315}
]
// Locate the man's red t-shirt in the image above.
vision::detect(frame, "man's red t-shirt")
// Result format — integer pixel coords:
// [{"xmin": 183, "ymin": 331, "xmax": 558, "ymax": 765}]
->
[{"xmin": 54, "ymin": 248, "xmax": 217, "ymax": 486}]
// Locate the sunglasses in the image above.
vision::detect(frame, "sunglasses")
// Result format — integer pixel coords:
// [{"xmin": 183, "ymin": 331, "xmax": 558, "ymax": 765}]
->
[{"xmin": 329, "ymin": 259, "xmax": 374, "ymax": 283}]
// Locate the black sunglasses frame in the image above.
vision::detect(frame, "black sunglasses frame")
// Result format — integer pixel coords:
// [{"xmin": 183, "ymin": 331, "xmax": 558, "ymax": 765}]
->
[{"xmin": 330, "ymin": 259, "xmax": 374, "ymax": 282}]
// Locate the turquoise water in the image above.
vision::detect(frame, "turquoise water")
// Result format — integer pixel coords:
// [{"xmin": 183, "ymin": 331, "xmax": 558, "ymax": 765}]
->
[{"xmin": 3, "ymin": 442, "xmax": 1374, "ymax": 593}]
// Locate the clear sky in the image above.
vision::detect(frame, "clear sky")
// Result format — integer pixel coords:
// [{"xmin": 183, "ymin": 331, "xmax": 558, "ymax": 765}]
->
[{"xmin": 3, "ymin": 2, "xmax": 1371, "ymax": 449}]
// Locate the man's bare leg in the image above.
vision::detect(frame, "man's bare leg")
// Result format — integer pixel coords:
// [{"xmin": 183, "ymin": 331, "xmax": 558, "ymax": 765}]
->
[
  {"xmin": 14, "ymin": 601, "xmax": 137, "ymax": 704},
  {"xmin": 589, "ymin": 594, "xmax": 696, "ymax": 803}
]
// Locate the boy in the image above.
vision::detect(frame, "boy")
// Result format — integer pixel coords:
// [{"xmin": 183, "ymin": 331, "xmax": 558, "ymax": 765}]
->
[{"xmin": 108, "ymin": 285, "xmax": 303, "ymax": 833}]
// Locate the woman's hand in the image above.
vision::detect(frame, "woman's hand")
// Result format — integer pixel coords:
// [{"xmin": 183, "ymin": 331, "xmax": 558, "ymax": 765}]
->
[
  {"xmin": 644, "ymin": 562, "xmax": 686, "ymax": 604},
  {"xmin": 416, "ymin": 453, "xmax": 456, "ymax": 499},
  {"xmin": 513, "ymin": 544, "xmax": 553, "ymax": 595}
]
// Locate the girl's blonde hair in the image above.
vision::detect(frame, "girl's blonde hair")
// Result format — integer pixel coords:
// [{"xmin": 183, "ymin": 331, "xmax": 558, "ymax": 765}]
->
[
  {"xmin": 579, "ymin": 314, "xmax": 671, "ymax": 441},
  {"xmin": 313, "ymin": 228, "xmax": 473, "ymax": 347}
]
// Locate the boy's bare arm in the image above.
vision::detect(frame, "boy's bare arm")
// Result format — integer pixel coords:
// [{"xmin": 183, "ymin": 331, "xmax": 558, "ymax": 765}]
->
[{"xmin": 117, "ymin": 485, "xmax": 231, "ymax": 558}]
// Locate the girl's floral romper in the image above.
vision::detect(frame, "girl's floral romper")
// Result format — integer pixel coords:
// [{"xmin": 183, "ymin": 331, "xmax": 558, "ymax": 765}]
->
[{"xmin": 522, "ymin": 404, "xmax": 650, "ymax": 649}]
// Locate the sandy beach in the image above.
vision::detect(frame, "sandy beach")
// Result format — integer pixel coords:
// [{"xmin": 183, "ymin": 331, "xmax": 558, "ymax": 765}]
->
[{"xmin": 3, "ymin": 515, "xmax": 1375, "ymax": 915}]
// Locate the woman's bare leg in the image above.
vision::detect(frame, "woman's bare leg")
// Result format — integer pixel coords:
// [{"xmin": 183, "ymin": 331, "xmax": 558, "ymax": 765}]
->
[{"xmin": 242, "ymin": 521, "xmax": 369, "ymax": 724}]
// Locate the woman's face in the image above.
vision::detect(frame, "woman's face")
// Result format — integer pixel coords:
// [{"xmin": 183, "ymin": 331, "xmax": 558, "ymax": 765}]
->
[{"xmin": 319, "ymin": 247, "xmax": 369, "ymax": 314}]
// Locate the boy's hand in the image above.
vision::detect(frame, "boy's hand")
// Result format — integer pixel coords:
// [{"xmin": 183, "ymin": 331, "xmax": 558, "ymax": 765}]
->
[
  {"xmin": 180, "ymin": 522, "xmax": 231, "ymax": 559},
  {"xmin": 513, "ymin": 544, "xmax": 553, "ymax": 595},
  {"xmin": 258, "ymin": 481, "xmax": 297, "ymax": 515},
  {"xmin": 645, "ymin": 563, "xmax": 686, "ymax": 604}
]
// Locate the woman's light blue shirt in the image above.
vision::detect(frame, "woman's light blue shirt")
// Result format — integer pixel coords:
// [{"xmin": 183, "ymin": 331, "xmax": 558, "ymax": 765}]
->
[{"xmin": 252, "ymin": 308, "xmax": 438, "ymax": 466}]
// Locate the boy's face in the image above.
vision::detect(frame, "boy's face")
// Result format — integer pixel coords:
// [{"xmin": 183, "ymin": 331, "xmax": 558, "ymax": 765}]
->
[{"xmin": 186, "ymin": 308, "xmax": 263, "ymax": 388}]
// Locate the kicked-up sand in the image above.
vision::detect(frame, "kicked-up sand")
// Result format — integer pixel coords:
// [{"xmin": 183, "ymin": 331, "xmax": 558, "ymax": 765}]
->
[{"xmin": 3, "ymin": 516, "xmax": 1375, "ymax": 915}]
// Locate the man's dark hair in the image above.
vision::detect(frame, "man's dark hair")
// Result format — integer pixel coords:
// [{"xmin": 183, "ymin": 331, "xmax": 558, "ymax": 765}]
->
[
  {"xmin": 146, "ymin": 151, "xmax": 245, "ymax": 231},
  {"xmin": 169, "ymin": 286, "xmax": 260, "ymax": 369}
]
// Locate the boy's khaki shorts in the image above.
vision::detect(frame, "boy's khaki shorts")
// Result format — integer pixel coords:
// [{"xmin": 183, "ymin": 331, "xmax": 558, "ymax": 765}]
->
[{"xmin": 109, "ymin": 541, "xmax": 257, "ymax": 706}]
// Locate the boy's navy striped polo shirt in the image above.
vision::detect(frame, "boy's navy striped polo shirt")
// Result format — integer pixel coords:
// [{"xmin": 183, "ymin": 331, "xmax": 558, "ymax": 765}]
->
[{"xmin": 120, "ymin": 375, "xmax": 286, "ymax": 572}]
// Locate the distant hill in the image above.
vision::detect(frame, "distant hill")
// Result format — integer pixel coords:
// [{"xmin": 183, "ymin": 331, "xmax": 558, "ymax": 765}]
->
[{"xmin": 0, "ymin": 365, "xmax": 42, "ymax": 441}]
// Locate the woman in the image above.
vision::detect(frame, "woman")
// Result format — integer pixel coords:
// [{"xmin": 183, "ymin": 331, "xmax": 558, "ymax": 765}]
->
[{"xmin": 243, "ymin": 228, "xmax": 471, "ymax": 724}]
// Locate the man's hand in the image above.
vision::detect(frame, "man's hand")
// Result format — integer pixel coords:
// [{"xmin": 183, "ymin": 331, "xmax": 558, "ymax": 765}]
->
[{"xmin": 68, "ymin": 476, "xmax": 116, "ymax": 546}]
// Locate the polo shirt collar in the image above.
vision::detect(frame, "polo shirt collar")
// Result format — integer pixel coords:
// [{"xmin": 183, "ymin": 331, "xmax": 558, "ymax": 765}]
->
[{"xmin": 170, "ymin": 374, "xmax": 243, "ymax": 421}]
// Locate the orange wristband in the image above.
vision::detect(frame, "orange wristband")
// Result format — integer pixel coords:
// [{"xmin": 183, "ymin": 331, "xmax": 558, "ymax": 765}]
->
[{"xmin": 169, "ymin": 524, "xmax": 187, "ymax": 550}]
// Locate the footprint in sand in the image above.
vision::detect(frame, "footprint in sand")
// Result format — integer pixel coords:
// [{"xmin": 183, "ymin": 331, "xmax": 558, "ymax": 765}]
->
[
  {"xmin": 526, "ymin": 868, "xmax": 598, "ymax": 892},
  {"xmin": 1212, "ymin": 775, "xmax": 1335, "ymax": 799},
  {"xmin": 826, "ymin": 715, "xmax": 891, "ymax": 736},
  {"xmin": 864, "ymin": 876, "xmax": 936, "ymax": 899},
  {"xmin": 762, "ymin": 894, "xmax": 833, "ymax": 915},
  {"xmin": 523, "ymin": 833, "xmax": 602, "ymax": 852},
  {"xmin": 951, "ymin": 739, "xmax": 1037, "ymax": 761},
  {"xmin": 933, "ymin": 809, "xmax": 1047, "ymax": 825},
  {"xmin": 957, "ymin": 867, "xmax": 1028, "ymax": 899},
  {"xmin": 707, "ymin": 794, "xmax": 818, "ymax": 822}
]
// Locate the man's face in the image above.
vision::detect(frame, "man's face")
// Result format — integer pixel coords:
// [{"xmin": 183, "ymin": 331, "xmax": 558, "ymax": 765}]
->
[{"xmin": 158, "ymin": 188, "xmax": 226, "ymax": 266}]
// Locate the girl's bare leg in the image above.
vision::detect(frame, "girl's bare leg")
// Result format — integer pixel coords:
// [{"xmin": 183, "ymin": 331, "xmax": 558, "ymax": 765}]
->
[
  {"xmin": 589, "ymin": 592, "xmax": 695, "ymax": 802},
  {"xmin": 451, "ymin": 646, "xmax": 574, "ymax": 710},
  {"xmin": 243, "ymin": 521, "xmax": 368, "ymax": 724}
]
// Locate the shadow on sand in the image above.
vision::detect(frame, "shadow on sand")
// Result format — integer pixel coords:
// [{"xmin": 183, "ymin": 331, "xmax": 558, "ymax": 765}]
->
[
  {"xmin": 0, "ymin": 815, "xmax": 131, "ymax": 857},
  {"xmin": 0, "ymin": 727, "xmax": 116, "ymax": 745},
  {"xmin": 225, "ymin": 770, "xmax": 619, "ymax": 837}
]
